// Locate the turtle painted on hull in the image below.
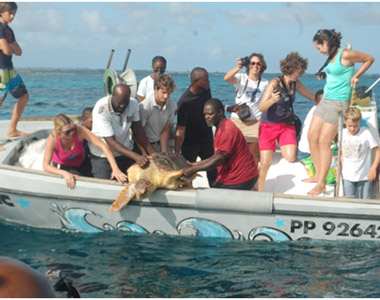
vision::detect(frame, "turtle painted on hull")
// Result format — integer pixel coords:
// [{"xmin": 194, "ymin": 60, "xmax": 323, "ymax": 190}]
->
[{"xmin": 110, "ymin": 152, "xmax": 195, "ymax": 212}]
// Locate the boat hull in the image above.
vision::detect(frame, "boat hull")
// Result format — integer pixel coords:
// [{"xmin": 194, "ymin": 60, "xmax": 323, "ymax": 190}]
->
[
  {"xmin": 2, "ymin": 163, "xmax": 380, "ymax": 241},
  {"xmin": 2, "ymin": 120, "xmax": 380, "ymax": 242}
]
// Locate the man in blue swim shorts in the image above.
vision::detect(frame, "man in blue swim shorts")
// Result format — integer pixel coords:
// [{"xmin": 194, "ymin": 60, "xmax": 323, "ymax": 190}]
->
[{"xmin": 0, "ymin": 2, "xmax": 29, "ymax": 150}]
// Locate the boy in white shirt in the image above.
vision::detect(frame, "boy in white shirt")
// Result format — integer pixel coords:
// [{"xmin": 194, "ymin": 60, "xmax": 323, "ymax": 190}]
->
[
  {"xmin": 137, "ymin": 56, "xmax": 166, "ymax": 103},
  {"xmin": 341, "ymin": 107, "xmax": 380, "ymax": 199}
]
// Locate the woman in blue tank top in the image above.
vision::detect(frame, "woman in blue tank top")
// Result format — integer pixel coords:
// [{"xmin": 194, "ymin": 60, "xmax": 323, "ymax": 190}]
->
[{"xmin": 306, "ymin": 29, "xmax": 374, "ymax": 196}]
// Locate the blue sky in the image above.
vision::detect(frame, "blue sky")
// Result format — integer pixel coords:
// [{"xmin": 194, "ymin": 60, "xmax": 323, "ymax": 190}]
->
[{"xmin": 10, "ymin": 2, "xmax": 380, "ymax": 74}]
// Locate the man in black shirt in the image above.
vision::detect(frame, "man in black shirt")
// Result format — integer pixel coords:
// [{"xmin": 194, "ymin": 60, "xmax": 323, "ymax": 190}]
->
[{"xmin": 175, "ymin": 67, "xmax": 217, "ymax": 186}]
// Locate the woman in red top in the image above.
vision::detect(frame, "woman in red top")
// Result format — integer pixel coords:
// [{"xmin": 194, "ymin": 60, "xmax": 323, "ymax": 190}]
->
[
  {"xmin": 43, "ymin": 113, "xmax": 127, "ymax": 189},
  {"xmin": 182, "ymin": 98, "xmax": 258, "ymax": 190}
]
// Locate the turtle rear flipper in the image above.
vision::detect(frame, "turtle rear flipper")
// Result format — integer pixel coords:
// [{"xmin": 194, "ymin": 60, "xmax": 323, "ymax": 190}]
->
[
  {"xmin": 110, "ymin": 183, "xmax": 137, "ymax": 212},
  {"xmin": 135, "ymin": 179, "xmax": 155, "ymax": 199}
]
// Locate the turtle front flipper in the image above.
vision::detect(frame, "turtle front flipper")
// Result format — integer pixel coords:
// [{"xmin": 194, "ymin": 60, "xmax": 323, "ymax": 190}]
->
[
  {"xmin": 162, "ymin": 169, "xmax": 190, "ymax": 189},
  {"xmin": 110, "ymin": 183, "xmax": 137, "ymax": 212}
]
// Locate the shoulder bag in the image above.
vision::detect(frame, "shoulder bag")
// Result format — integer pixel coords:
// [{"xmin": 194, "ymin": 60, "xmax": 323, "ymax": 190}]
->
[{"xmin": 236, "ymin": 77, "xmax": 261, "ymax": 120}]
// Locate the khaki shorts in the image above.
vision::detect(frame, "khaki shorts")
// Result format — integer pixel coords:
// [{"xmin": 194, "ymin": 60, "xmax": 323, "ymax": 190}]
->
[
  {"xmin": 231, "ymin": 117, "xmax": 260, "ymax": 143},
  {"xmin": 314, "ymin": 98, "xmax": 350, "ymax": 126}
]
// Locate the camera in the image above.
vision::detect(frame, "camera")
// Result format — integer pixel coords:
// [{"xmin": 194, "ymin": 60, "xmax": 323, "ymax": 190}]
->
[
  {"xmin": 315, "ymin": 70, "xmax": 326, "ymax": 80},
  {"xmin": 241, "ymin": 56, "xmax": 250, "ymax": 67},
  {"xmin": 274, "ymin": 85, "xmax": 291, "ymax": 102}
]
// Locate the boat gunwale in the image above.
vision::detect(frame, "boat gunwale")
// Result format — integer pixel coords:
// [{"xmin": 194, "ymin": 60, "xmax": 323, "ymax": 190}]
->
[
  {"xmin": 2, "ymin": 162, "xmax": 380, "ymax": 210},
  {"xmin": 2, "ymin": 162, "xmax": 380, "ymax": 205}
]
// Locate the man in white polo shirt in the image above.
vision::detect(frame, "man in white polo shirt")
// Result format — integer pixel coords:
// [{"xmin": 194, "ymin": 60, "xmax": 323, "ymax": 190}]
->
[
  {"xmin": 90, "ymin": 84, "xmax": 156, "ymax": 179},
  {"xmin": 139, "ymin": 74, "xmax": 177, "ymax": 153}
]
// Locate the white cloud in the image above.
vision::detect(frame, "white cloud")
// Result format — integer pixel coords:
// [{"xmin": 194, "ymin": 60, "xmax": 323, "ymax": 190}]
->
[
  {"xmin": 341, "ymin": 3, "xmax": 380, "ymax": 25},
  {"xmin": 205, "ymin": 45, "xmax": 223, "ymax": 60},
  {"xmin": 166, "ymin": 3, "xmax": 212, "ymax": 27},
  {"xmin": 13, "ymin": 3, "xmax": 64, "ymax": 32},
  {"xmin": 161, "ymin": 44, "xmax": 178, "ymax": 56},
  {"xmin": 81, "ymin": 9, "xmax": 109, "ymax": 34},
  {"xmin": 279, "ymin": 3, "xmax": 325, "ymax": 26},
  {"xmin": 112, "ymin": 2, "xmax": 153, "ymax": 23},
  {"xmin": 228, "ymin": 9, "xmax": 275, "ymax": 27}
]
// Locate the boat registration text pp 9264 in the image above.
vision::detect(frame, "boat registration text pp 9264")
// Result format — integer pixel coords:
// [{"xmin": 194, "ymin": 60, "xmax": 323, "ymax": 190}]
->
[{"xmin": 290, "ymin": 219, "xmax": 380, "ymax": 239}]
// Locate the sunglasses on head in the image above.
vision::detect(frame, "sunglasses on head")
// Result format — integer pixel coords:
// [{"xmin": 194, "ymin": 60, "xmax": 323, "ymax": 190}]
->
[
  {"xmin": 153, "ymin": 68, "xmax": 166, "ymax": 73},
  {"xmin": 250, "ymin": 61, "xmax": 261, "ymax": 67},
  {"xmin": 62, "ymin": 126, "xmax": 75, "ymax": 136}
]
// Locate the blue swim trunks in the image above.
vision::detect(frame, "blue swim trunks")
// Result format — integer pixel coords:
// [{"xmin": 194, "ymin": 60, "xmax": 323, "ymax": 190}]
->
[{"xmin": 0, "ymin": 69, "xmax": 28, "ymax": 104}]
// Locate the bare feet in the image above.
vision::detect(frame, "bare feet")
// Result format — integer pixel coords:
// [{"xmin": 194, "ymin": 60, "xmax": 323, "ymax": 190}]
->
[
  {"xmin": 0, "ymin": 145, "xmax": 4, "ymax": 152},
  {"xmin": 302, "ymin": 176, "xmax": 318, "ymax": 183},
  {"xmin": 307, "ymin": 185, "xmax": 325, "ymax": 196},
  {"xmin": 7, "ymin": 129, "xmax": 29, "ymax": 138}
]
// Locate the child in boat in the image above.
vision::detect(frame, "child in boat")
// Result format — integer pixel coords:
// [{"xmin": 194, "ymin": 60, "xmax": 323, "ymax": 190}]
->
[
  {"xmin": 0, "ymin": 2, "xmax": 29, "ymax": 146},
  {"xmin": 341, "ymin": 107, "xmax": 380, "ymax": 199},
  {"xmin": 43, "ymin": 113, "xmax": 127, "ymax": 189},
  {"xmin": 81, "ymin": 107, "xmax": 93, "ymax": 176},
  {"xmin": 137, "ymin": 56, "xmax": 166, "ymax": 103}
]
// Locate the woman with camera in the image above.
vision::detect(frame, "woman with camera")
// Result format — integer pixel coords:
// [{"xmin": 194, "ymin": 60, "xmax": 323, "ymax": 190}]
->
[
  {"xmin": 257, "ymin": 52, "xmax": 315, "ymax": 192},
  {"xmin": 224, "ymin": 53, "xmax": 269, "ymax": 164},
  {"xmin": 306, "ymin": 29, "xmax": 374, "ymax": 196}
]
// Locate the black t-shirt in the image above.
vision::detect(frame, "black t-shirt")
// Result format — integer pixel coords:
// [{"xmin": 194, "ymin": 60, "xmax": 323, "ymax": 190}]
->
[
  {"xmin": 0, "ymin": 22, "xmax": 15, "ymax": 69},
  {"xmin": 177, "ymin": 87, "xmax": 213, "ymax": 145}
]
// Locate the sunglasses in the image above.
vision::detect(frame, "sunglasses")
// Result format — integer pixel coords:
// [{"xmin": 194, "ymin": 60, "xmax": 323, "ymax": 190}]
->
[
  {"xmin": 62, "ymin": 126, "xmax": 75, "ymax": 136},
  {"xmin": 250, "ymin": 61, "xmax": 261, "ymax": 67},
  {"xmin": 153, "ymin": 68, "xmax": 166, "ymax": 73}
]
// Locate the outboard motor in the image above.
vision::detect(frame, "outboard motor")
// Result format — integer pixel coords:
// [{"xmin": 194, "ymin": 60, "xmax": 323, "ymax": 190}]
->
[{"xmin": 103, "ymin": 49, "xmax": 138, "ymax": 98}]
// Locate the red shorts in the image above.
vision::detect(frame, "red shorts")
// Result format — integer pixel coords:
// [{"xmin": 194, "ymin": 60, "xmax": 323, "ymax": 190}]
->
[{"xmin": 259, "ymin": 122, "xmax": 297, "ymax": 151}]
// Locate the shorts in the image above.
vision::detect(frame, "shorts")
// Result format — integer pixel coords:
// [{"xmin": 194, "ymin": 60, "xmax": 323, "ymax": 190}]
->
[
  {"xmin": 314, "ymin": 98, "xmax": 350, "ymax": 126},
  {"xmin": 0, "ymin": 69, "xmax": 28, "ymax": 104},
  {"xmin": 259, "ymin": 122, "xmax": 297, "ymax": 152},
  {"xmin": 213, "ymin": 175, "xmax": 258, "ymax": 191},
  {"xmin": 91, "ymin": 155, "xmax": 134, "ymax": 180},
  {"xmin": 231, "ymin": 117, "xmax": 260, "ymax": 143},
  {"xmin": 182, "ymin": 135, "xmax": 217, "ymax": 186}
]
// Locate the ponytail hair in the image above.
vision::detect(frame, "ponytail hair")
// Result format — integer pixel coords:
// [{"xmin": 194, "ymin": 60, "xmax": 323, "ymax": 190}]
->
[{"xmin": 313, "ymin": 29, "xmax": 342, "ymax": 56}]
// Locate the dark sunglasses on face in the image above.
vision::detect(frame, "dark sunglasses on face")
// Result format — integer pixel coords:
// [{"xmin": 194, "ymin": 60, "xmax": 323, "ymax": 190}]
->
[
  {"xmin": 63, "ymin": 126, "xmax": 75, "ymax": 136},
  {"xmin": 153, "ymin": 68, "xmax": 166, "ymax": 73},
  {"xmin": 250, "ymin": 61, "xmax": 261, "ymax": 67}
]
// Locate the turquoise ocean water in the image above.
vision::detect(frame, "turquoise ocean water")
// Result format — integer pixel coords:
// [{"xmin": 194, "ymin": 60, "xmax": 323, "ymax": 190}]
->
[{"xmin": 1, "ymin": 69, "xmax": 380, "ymax": 297}]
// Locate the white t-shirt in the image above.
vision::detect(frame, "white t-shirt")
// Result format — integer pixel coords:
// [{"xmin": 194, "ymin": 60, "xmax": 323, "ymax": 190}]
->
[
  {"xmin": 298, "ymin": 106, "xmax": 316, "ymax": 154},
  {"xmin": 137, "ymin": 75, "xmax": 155, "ymax": 99},
  {"xmin": 231, "ymin": 73, "xmax": 268, "ymax": 121},
  {"xmin": 89, "ymin": 96, "xmax": 140, "ymax": 157},
  {"xmin": 342, "ymin": 127, "xmax": 379, "ymax": 181}
]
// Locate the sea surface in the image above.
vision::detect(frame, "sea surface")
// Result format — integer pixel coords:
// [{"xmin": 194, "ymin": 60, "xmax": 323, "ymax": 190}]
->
[{"xmin": 1, "ymin": 69, "xmax": 380, "ymax": 298}]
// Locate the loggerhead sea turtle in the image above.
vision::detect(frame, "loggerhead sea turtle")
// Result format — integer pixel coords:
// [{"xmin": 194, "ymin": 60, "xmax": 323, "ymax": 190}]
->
[{"xmin": 110, "ymin": 152, "xmax": 195, "ymax": 212}]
